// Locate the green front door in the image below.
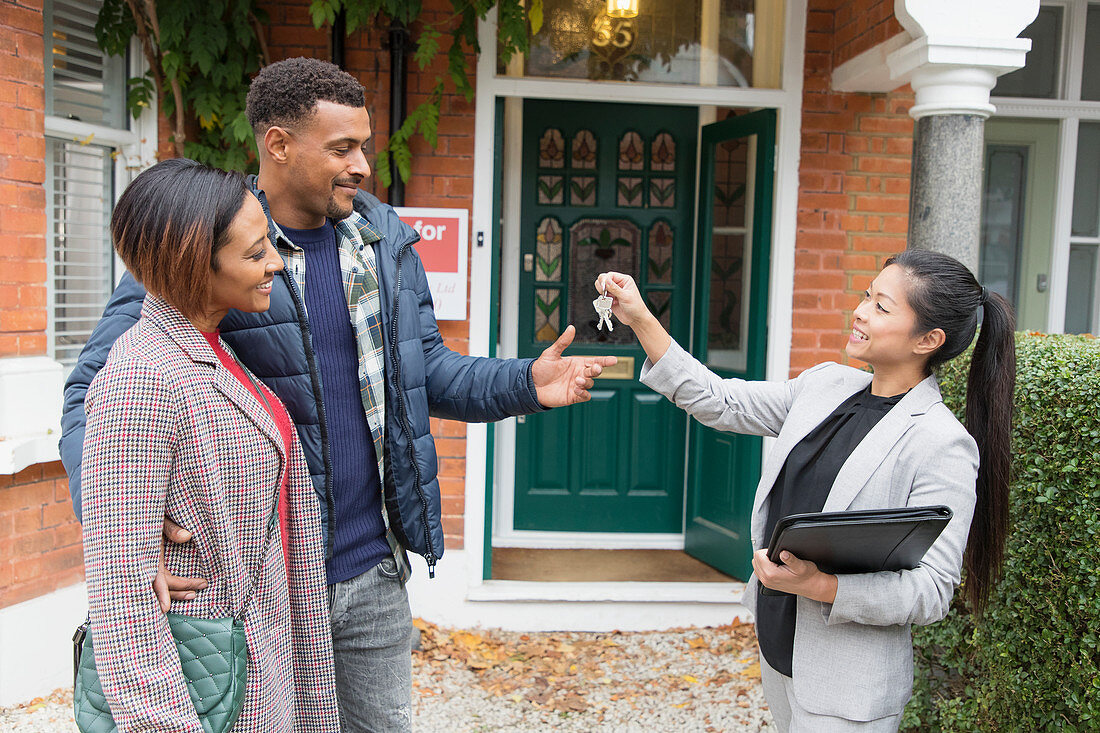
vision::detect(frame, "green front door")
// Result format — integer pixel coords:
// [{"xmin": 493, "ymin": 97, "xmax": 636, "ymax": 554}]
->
[
  {"xmin": 685, "ymin": 110, "xmax": 776, "ymax": 579},
  {"xmin": 514, "ymin": 99, "xmax": 696, "ymax": 533}
]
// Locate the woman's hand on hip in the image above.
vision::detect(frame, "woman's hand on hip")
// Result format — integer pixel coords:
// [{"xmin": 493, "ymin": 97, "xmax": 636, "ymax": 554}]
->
[
  {"xmin": 151, "ymin": 516, "xmax": 207, "ymax": 612},
  {"xmin": 752, "ymin": 549, "xmax": 838, "ymax": 604}
]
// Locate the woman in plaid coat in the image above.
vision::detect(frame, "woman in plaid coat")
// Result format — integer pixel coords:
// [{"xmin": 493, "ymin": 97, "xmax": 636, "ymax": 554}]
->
[{"xmin": 81, "ymin": 159, "xmax": 340, "ymax": 731}]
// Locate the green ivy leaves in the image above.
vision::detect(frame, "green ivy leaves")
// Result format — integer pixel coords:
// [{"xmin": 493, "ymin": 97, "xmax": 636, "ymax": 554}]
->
[
  {"xmin": 309, "ymin": 0, "xmax": 424, "ymax": 31},
  {"xmin": 96, "ymin": 0, "xmax": 265, "ymax": 170},
  {"xmin": 96, "ymin": 0, "xmax": 542, "ymax": 179}
]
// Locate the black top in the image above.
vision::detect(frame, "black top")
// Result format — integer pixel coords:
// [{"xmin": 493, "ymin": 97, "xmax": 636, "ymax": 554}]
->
[{"xmin": 757, "ymin": 384, "xmax": 906, "ymax": 677}]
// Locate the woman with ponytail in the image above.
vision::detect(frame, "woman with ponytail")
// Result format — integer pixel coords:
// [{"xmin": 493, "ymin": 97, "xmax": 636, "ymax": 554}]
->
[{"xmin": 596, "ymin": 249, "xmax": 1015, "ymax": 732}]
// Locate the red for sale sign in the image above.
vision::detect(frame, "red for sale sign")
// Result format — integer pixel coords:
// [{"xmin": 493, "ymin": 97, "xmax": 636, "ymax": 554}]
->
[{"xmin": 394, "ymin": 207, "xmax": 469, "ymax": 320}]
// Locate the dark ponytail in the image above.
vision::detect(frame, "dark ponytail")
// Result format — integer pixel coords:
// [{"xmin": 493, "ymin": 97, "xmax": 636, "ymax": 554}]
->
[{"xmin": 885, "ymin": 250, "xmax": 1016, "ymax": 612}]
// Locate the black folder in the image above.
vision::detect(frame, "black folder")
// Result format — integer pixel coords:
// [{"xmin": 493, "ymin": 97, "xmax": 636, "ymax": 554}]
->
[{"xmin": 759, "ymin": 505, "xmax": 953, "ymax": 596}]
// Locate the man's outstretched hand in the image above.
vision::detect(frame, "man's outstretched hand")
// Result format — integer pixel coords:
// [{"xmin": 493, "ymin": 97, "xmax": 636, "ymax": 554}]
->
[
  {"xmin": 152, "ymin": 516, "xmax": 207, "ymax": 613},
  {"xmin": 531, "ymin": 325, "xmax": 618, "ymax": 408}
]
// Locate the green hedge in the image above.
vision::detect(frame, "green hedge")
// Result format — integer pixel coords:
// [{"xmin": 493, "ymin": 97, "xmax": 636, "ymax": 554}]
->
[{"xmin": 902, "ymin": 332, "xmax": 1100, "ymax": 732}]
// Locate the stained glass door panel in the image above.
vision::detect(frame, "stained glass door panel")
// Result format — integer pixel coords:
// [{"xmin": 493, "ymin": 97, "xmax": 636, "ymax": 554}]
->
[
  {"xmin": 686, "ymin": 110, "xmax": 776, "ymax": 580},
  {"xmin": 515, "ymin": 99, "xmax": 697, "ymax": 533}
]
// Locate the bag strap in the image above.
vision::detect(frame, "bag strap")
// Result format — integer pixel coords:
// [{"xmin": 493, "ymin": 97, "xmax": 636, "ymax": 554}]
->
[
  {"xmin": 223, "ymin": 342, "xmax": 284, "ymax": 622},
  {"xmin": 73, "ymin": 616, "xmax": 89, "ymax": 683}
]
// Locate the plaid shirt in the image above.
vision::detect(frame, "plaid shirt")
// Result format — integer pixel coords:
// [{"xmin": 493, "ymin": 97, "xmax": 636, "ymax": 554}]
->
[
  {"xmin": 272, "ymin": 213, "xmax": 387, "ymax": 487},
  {"xmin": 82, "ymin": 297, "xmax": 340, "ymax": 732}
]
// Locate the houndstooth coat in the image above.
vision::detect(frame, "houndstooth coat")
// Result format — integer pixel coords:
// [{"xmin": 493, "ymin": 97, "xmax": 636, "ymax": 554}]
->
[{"xmin": 81, "ymin": 296, "xmax": 340, "ymax": 732}]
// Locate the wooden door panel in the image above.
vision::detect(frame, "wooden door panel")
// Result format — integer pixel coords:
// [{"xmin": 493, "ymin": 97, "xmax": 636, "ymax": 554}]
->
[
  {"xmin": 523, "ymin": 408, "xmax": 570, "ymax": 496},
  {"xmin": 691, "ymin": 431, "xmax": 761, "ymax": 527},
  {"xmin": 628, "ymin": 393, "xmax": 684, "ymax": 498},
  {"xmin": 575, "ymin": 388, "xmax": 619, "ymax": 495}
]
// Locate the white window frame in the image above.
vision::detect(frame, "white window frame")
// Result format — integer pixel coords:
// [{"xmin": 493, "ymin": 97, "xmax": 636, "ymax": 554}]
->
[
  {"xmin": 44, "ymin": 32, "xmax": 158, "ymax": 370},
  {"xmin": 990, "ymin": 0, "xmax": 1100, "ymax": 333}
]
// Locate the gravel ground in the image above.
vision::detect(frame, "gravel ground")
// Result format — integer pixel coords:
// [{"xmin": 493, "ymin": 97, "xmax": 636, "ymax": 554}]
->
[
  {"xmin": 0, "ymin": 621, "xmax": 774, "ymax": 732},
  {"xmin": 0, "ymin": 690, "xmax": 76, "ymax": 733}
]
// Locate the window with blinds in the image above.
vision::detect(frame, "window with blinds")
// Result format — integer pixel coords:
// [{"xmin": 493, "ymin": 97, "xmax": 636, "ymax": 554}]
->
[
  {"xmin": 44, "ymin": 0, "xmax": 127, "ymax": 368},
  {"xmin": 44, "ymin": 0, "xmax": 126, "ymax": 126},
  {"xmin": 48, "ymin": 139, "xmax": 115, "ymax": 367}
]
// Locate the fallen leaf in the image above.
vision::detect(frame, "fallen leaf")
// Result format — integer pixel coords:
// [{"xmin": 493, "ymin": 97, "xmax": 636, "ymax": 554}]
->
[
  {"xmin": 452, "ymin": 631, "xmax": 484, "ymax": 649},
  {"xmin": 738, "ymin": 662, "xmax": 761, "ymax": 679},
  {"xmin": 707, "ymin": 670, "xmax": 735, "ymax": 686},
  {"xmin": 526, "ymin": 691, "xmax": 551, "ymax": 705}
]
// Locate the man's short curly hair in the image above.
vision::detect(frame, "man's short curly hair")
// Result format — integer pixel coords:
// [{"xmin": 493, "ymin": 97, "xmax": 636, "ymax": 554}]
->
[{"xmin": 246, "ymin": 57, "xmax": 365, "ymax": 134}]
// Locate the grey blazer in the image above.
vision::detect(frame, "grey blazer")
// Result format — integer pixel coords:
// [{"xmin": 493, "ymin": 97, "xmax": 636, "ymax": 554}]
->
[{"xmin": 641, "ymin": 340, "xmax": 979, "ymax": 720}]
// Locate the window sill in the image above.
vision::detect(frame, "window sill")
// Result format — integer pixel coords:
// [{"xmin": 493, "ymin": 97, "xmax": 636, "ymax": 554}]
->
[
  {"xmin": 0, "ymin": 434, "xmax": 60, "ymax": 475},
  {"xmin": 0, "ymin": 356, "xmax": 63, "ymax": 475}
]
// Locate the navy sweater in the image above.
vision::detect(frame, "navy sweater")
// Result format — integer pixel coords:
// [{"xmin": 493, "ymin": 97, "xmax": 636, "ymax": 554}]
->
[{"xmin": 280, "ymin": 221, "xmax": 389, "ymax": 584}]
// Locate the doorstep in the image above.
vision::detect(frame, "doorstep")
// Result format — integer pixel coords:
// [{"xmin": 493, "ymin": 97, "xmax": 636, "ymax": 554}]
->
[{"xmin": 466, "ymin": 579, "xmax": 747, "ymax": 604}]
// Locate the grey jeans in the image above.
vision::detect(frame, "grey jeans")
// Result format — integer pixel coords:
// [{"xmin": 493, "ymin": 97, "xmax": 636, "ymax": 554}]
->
[{"xmin": 328, "ymin": 557, "xmax": 413, "ymax": 732}]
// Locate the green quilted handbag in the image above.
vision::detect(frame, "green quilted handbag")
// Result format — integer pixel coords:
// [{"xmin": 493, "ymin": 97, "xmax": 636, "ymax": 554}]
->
[{"xmin": 73, "ymin": 614, "xmax": 248, "ymax": 733}]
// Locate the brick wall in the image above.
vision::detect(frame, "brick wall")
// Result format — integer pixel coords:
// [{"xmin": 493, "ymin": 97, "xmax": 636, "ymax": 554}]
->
[
  {"xmin": 1, "ymin": 0, "xmax": 47, "ymax": 357},
  {"xmin": 0, "ymin": 463, "xmax": 83, "ymax": 608},
  {"xmin": 0, "ymin": 1, "xmax": 84, "ymax": 611},
  {"xmin": 791, "ymin": 0, "xmax": 913, "ymax": 375},
  {"xmin": 833, "ymin": 0, "xmax": 904, "ymax": 68},
  {"xmin": 257, "ymin": 0, "xmax": 474, "ymax": 547}
]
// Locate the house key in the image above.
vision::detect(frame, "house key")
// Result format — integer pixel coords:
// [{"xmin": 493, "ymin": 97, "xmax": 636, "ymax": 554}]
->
[{"xmin": 593, "ymin": 290, "xmax": 614, "ymax": 331}]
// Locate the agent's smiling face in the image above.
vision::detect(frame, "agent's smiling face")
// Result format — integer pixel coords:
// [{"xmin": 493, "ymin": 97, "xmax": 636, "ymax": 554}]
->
[
  {"xmin": 845, "ymin": 264, "xmax": 929, "ymax": 370},
  {"xmin": 284, "ymin": 100, "xmax": 372, "ymax": 225}
]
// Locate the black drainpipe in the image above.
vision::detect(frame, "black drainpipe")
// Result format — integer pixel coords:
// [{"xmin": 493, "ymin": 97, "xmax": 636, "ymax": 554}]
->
[
  {"xmin": 331, "ymin": 10, "xmax": 346, "ymax": 68},
  {"xmin": 388, "ymin": 19, "xmax": 409, "ymax": 206}
]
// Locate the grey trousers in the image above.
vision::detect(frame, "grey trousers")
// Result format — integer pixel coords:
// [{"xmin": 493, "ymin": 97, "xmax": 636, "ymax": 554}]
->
[
  {"xmin": 760, "ymin": 654, "xmax": 903, "ymax": 733},
  {"xmin": 328, "ymin": 557, "xmax": 413, "ymax": 732}
]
